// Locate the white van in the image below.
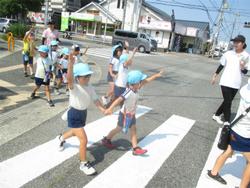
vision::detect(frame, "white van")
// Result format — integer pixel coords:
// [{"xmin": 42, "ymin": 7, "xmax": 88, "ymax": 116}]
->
[{"xmin": 112, "ymin": 29, "xmax": 152, "ymax": 53}]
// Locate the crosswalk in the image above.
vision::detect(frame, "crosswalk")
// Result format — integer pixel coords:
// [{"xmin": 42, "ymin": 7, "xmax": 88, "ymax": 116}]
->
[{"xmin": 0, "ymin": 101, "xmax": 246, "ymax": 188}]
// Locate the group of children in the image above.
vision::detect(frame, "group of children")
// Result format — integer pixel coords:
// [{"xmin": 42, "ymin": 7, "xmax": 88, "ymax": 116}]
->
[{"xmin": 56, "ymin": 41, "xmax": 163, "ymax": 175}]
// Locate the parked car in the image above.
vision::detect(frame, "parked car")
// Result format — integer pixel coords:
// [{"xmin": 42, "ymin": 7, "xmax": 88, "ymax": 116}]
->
[
  {"xmin": 146, "ymin": 33, "xmax": 157, "ymax": 51},
  {"xmin": 0, "ymin": 18, "xmax": 18, "ymax": 33},
  {"xmin": 112, "ymin": 29, "xmax": 152, "ymax": 53}
]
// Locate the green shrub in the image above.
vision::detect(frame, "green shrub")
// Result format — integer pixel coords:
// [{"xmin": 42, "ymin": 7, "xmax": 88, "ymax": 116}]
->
[
  {"xmin": 8, "ymin": 23, "xmax": 31, "ymax": 39},
  {"xmin": 0, "ymin": 34, "xmax": 8, "ymax": 41}
]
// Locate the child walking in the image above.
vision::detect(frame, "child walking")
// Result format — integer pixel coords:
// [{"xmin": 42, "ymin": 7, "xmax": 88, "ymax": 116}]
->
[
  {"xmin": 49, "ymin": 40, "xmax": 60, "ymax": 87},
  {"xmin": 30, "ymin": 45, "xmax": 54, "ymax": 107},
  {"xmin": 102, "ymin": 44, "xmax": 123, "ymax": 106},
  {"xmin": 57, "ymin": 53, "xmax": 105, "ymax": 175},
  {"xmin": 55, "ymin": 47, "xmax": 70, "ymax": 95},
  {"xmin": 102, "ymin": 70, "xmax": 163, "ymax": 155},
  {"xmin": 22, "ymin": 28, "xmax": 36, "ymax": 78}
]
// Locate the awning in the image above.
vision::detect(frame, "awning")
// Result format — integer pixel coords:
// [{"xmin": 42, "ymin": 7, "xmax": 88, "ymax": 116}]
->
[{"xmin": 70, "ymin": 13, "xmax": 102, "ymax": 22}]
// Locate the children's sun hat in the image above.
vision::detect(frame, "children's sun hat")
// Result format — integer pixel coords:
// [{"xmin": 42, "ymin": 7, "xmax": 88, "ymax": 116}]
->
[
  {"xmin": 50, "ymin": 40, "xmax": 58, "ymax": 46},
  {"xmin": 112, "ymin": 44, "xmax": 122, "ymax": 57},
  {"xmin": 127, "ymin": 70, "xmax": 147, "ymax": 85},
  {"xmin": 73, "ymin": 63, "xmax": 93, "ymax": 77},
  {"xmin": 38, "ymin": 45, "xmax": 49, "ymax": 53},
  {"xmin": 119, "ymin": 54, "xmax": 129, "ymax": 64},
  {"xmin": 240, "ymin": 79, "xmax": 250, "ymax": 103},
  {"xmin": 61, "ymin": 47, "xmax": 70, "ymax": 56}
]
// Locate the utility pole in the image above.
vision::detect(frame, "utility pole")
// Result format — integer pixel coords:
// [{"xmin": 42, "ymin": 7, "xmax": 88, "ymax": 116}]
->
[
  {"xmin": 167, "ymin": 9, "xmax": 175, "ymax": 52},
  {"xmin": 44, "ymin": 0, "xmax": 49, "ymax": 27},
  {"xmin": 104, "ymin": 0, "xmax": 110, "ymax": 42},
  {"xmin": 211, "ymin": 0, "xmax": 228, "ymax": 58},
  {"xmin": 122, "ymin": 0, "xmax": 127, "ymax": 30}
]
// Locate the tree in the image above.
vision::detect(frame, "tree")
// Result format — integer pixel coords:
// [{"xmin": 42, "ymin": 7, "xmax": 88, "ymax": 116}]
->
[{"xmin": 0, "ymin": 0, "xmax": 44, "ymax": 20}]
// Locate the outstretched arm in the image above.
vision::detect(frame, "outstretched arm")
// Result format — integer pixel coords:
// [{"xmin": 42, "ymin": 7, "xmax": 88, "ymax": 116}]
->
[
  {"xmin": 140, "ymin": 70, "xmax": 164, "ymax": 88},
  {"xmin": 105, "ymin": 97, "xmax": 124, "ymax": 115},
  {"xmin": 124, "ymin": 47, "xmax": 137, "ymax": 67},
  {"xmin": 67, "ymin": 53, "xmax": 75, "ymax": 89},
  {"xmin": 95, "ymin": 100, "xmax": 106, "ymax": 114}
]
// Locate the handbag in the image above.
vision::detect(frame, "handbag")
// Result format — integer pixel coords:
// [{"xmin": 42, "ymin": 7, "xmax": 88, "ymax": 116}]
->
[
  {"xmin": 217, "ymin": 106, "xmax": 250, "ymax": 150},
  {"xmin": 122, "ymin": 108, "xmax": 134, "ymax": 134}
]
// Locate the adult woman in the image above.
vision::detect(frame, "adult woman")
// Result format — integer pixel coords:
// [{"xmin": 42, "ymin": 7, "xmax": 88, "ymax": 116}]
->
[
  {"xmin": 208, "ymin": 80, "xmax": 250, "ymax": 188},
  {"xmin": 211, "ymin": 35, "xmax": 249, "ymax": 126}
]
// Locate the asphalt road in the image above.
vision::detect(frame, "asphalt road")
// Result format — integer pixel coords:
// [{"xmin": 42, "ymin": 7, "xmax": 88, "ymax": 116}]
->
[{"xmin": 0, "ymin": 44, "xmax": 248, "ymax": 188}]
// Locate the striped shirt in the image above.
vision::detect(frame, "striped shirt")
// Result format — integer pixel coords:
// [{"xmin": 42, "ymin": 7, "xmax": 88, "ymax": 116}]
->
[{"xmin": 120, "ymin": 88, "xmax": 139, "ymax": 114}]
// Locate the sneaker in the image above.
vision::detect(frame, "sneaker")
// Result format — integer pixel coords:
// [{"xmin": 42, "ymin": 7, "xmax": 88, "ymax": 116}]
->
[
  {"xmin": 101, "ymin": 96, "xmax": 109, "ymax": 106},
  {"xmin": 133, "ymin": 146, "xmax": 147, "ymax": 155},
  {"xmin": 224, "ymin": 122, "xmax": 230, "ymax": 126},
  {"xmin": 30, "ymin": 92, "xmax": 35, "ymax": 99},
  {"xmin": 207, "ymin": 170, "xmax": 227, "ymax": 185},
  {"xmin": 101, "ymin": 137, "xmax": 116, "ymax": 149},
  {"xmin": 48, "ymin": 100, "xmax": 55, "ymax": 107},
  {"xmin": 80, "ymin": 161, "xmax": 97, "ymax": 175},
  {"xmin": 57, "ymin": 134, "xmax": 65, "ymax": 151},
  {"xmin": 212, "ymin": 114, "xmax": 224, "ymax": 125},
  {"xmin": 24, "ymin": 72, "xmax": 28, "ymax": 77}
]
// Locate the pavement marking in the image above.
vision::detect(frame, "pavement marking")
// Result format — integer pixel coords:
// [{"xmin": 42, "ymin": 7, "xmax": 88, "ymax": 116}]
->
[
  {"xmin": 0, "ymin": 79, "xmax": 16, "ymax": 87},
  {"xmin": 0, "ymin": 64, "xmax": 23, "ymax": 73},
  {"xmin": 0, "ymin": 105, "xmax": 151, "ymax": 188},
  {"xmin": 84, "ymin": 115, "xmax": 195, "ymax": 188},
  {"xmin": 196, "ymin": 129, "xmax": 244, "ymax": 188}
]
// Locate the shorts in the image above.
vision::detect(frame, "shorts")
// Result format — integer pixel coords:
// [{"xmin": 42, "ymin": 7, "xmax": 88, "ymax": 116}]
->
[
  {"xmin": 114, "ymin": 85, "xmax": 126, "ymax": 98},
  {"xmin": 230, "ymin": 130, "xmax": 250, "ymax": 152},
  {"xmin": 56, "ymin": 69, "xmax": 67, "ymax": 79},
  {"xmin": 107, "ymin": 71, "xmax": 118, "ymax": 82},
  {"xmin": 68, "ymin": 107, "xmax": 87, "ymax": 128},
  {"xmin": 35, "ymin": 77, "xmax": 50, "ymax": 86},
  {"xmin": 23, "ymin": 54, "xmax": 33, "ymax": 65},
  {"xmin": 118, "ymin": 111, "xmax": 136, "ymax": 128}
]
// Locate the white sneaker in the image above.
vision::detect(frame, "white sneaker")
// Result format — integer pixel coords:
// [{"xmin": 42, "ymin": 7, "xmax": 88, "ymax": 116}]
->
[
  {"xmin": 101, "ymin": 96, "xmax": 108, "ymax": 106},
  {"xmin": 223, "ymin": 122, "xmax": 230, "ymax": 126},
  {"xmin": 55, "ymin": 89, "xmax": 60, "ymax": 95},
  {"xmin": 80, "ymin": 161, "xmax": 96, "ymax": 175},
  {"xmin": 212, "ymin": 114, "xmax": 224, "ymax": 125},
  {"xmin": 57, "ymin": 135, "xmax": 65, "ymax": 151}
]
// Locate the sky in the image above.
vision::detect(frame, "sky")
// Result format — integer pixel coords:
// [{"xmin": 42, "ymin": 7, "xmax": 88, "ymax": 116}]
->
[{"xmin": 146, "ymin": 0, "xmax": 250, "ymax": 51}]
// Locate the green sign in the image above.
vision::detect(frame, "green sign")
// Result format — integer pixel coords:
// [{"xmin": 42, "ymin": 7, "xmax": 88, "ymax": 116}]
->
[{"xmin": 61, "ymin": 12, "xmax": 70, "ymax": 31}]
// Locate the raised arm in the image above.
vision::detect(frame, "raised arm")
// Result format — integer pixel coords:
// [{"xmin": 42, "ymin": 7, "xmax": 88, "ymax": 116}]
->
[
  {"xmin": 67, "ymin": 53, "xmax": 75, "ymax": 89},
  {"xmin": 140, "ymin": 70, "xmax": 164, "ymax": 88},
  {"xmin": 124, "ymin": 47, "xmax": 137, "ymax": 67}
]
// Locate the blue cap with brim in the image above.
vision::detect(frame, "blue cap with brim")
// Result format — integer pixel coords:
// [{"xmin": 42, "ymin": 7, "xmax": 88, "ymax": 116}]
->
[
  {"xmin": 73, "ymin": 63, "xmax": 93, "ymax": 77},
  {"xmin": 38, "ymin": 45, "xmax": 49, "ymax": 53},
  {"xmin": 119, "ymin": 54, "xmax": 129, "ymax": 64},
  {"xmin": 127, "ymin": 70, "xmax": 147, "ymax": 85}
]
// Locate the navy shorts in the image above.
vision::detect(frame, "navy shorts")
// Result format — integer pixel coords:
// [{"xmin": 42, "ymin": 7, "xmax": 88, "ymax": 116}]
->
[
  {"xmin": 117, "ymin": 112, "xmax": 136, "ymax": 128},
  {"xmin": 68, "ymin": 107, "xmax": 87, "ymax": 128},
  {"xmin": 114, "ymin": 85, "xmax": 126, "ymax": 98},
  {"xmin": 23, "ymin": 54, "xmax": 33, "ymax": 65},
  {"xmin": 56, "ymin": 69, "xmax": 67, "ymax": 79},
  {"xmin": 107, "ymin": 71, "xmax": 118, "ymax": 82},
  {"xmin": 230, "ymin": 130, "xmax": 250, "ymax": 152},
  {"xmin": 35, "ymin": 77, "xmax": 50, "ymax": 86}
]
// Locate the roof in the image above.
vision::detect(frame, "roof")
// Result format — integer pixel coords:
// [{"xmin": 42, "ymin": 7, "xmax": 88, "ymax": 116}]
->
[
  {"xmin": 76, "ymin": 1, "xmax": 120, "ymax": 23},
  {"xmin": 142, "ymin": 0, "xmax": 171, "ymax": 21},
  {"xmin": 100, "ymin": 0, "xmax": 171, "ymax": 21},
  {"xmin": 175, "ymin": 19, "xmax": 209, "ymax": 31}
]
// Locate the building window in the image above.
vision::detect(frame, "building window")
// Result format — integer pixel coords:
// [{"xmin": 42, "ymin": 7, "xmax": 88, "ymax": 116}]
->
[
  {"xmin": 117, "ymin": 0, "xmax": 121, "ymax": 8},
  {"xmin": 122, "ymin": 0, "xmax": 125, "ymax": 9}
]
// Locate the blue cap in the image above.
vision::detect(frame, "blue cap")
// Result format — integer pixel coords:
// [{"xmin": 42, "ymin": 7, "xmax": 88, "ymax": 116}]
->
[
  {"xmin": 112, "ymin": 44, "xmax": 122, "ymax": 57},
  {"xmin": 38, "ymin": 45, "xmax": 49, "ymax": 53},
  {"xmin": 120, "ymin": 54, "xmax": 129, "ymax": 64},
  {"xmin": 50, "ymin": 40, "xmax": 58, "ymax": 46},
  {"xmin": 73, "ymin": 63, "xmax": 93, "ymax": 77},
  {"xmin": 127, "ymin": 70, "xmax": 147, "ymax": 85},
  {"xmin": 61, "ymin": 47, "xmax": 70, "ymax": 55}
]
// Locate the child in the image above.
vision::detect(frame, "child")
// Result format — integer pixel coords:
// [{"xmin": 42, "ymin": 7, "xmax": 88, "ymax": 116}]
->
[
  {"xmin": 71, "ymin": 44, "xmax": 89, "ymax": 64},
  {"xmin": 55, "ymin": 47, "xmax": 70, "ymax": 95},
  {"xmin": 57, "ymin": 53, "xmax": 105, "ymax": 175},
  {"xmin": 102, "ymin": 44, "xmax": 123, "ymax": 106},
  {"xmin": 22, "ymin": 28, "xmax": 36, "ymax": 78},
  {"xmin": 30, "ymin": 45, "xmax": 54, "ymax": 107},
  {"xmin": 49, "ymin": 40, "xmax": 60, "ymax": 87},
  {"xmin": 102, "ymin": 70, "xmax": 163, "ymax": 155},
  {"xmin": 208, "ymin": 79, "xmax": 250, "ymax": 187}
]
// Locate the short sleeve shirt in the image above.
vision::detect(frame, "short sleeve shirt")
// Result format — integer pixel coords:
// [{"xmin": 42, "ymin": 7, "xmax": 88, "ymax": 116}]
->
[
  {"xmin": 35, "ymin": 57, "xmax": 52, "ymax": 79},
  {"xmin": 59, "ymin": 58, "xmax": 68, "ymax": 69},
  {"xmin": 120, "ymin": 88, "xmax": 139, "ymax": 114},
  {"xmin": 110, "ymin": 57, "xmax": 120, "ymax": 72},
  {"xmin": 42, "ymin": 28, "xmax": 59, "ymax": 46}
]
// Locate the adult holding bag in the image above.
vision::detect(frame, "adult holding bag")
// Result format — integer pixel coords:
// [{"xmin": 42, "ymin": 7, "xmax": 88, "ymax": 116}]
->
[
  {"xmin": 211, "ymin": 35, "xmax": 249, "ymax": 126},
  {"xmin": 207, "ymin": 80, "xmax": 250, "ymax": 188}
]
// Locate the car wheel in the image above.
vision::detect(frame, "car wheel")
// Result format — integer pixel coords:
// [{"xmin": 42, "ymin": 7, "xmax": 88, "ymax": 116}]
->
[
  {"xmin": 138, "ymin": 46, "xmax": 145, "ymax": 53},
  {"xmin": 3, "ymin": 27, "xmax": 6, "ymax": 33}
]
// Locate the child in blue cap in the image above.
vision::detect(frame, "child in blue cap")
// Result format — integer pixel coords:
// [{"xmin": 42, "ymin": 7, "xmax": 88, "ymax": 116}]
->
[
  {"xmin": 49, "ymin": 40, "xmax": 60, "ymax": 87},
  {"xmin": 31, "ymin": 45, "xmax": 54, "ymax": 107},
  {"xmin": 102, "ymin": 69, "xmax": 163, "ymax": 155},
  {"xmin": 57, "ymin": 53, "xmax": 105, "ymax": 175}
]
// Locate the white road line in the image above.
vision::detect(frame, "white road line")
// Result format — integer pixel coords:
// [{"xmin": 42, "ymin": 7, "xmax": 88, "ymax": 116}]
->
[
  {"xmin": 196, "ymin": 129, "xmax": 244, "ymax": 188},
  {"xmin": 0, "ymin": 64, "xmax": 23, "ymax": 73},
  {"xmin": 84, "ymin": 115, "xmax": 195, "ymax": 188},
  {"xmin": 0, "ymin": 105, "xmax": 151, "ymax": 188}
]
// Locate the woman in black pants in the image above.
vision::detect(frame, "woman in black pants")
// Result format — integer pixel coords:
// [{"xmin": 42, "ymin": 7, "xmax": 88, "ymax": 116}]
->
[{"xmin": 211, "ymin": 35, "xmax": 249, "ymax": 126}]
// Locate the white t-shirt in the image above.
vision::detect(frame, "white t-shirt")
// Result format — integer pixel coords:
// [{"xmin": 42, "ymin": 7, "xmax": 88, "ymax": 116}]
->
[
  {"xmin": 42, "ymin": 28, "xmax": 59, "ymax": 46},
  {"xmin": 35, "ymin": 57, "xmax": 52, "ymax": 79},
  {"xmin": 49, "ymin": 51, "xmax": 59, "ymax": 65},
  {"xmin": 219, "ymin": 50, "xmax": 250, "ymax": 89},
  {"xmin": 69, "ymin": 83, "xmax": 98, "ymax": 110},
  {"xmin": 110, "ymin": 57, "xmax": 120, "ymax": 72},
  {"xmin": 232, "ymin": 98, "xmax": 250, "ymax": 138},
  {"xmin": 59, "ymin": 58, "xmax": 68, "ymax": 69},
  {"xmin": 120, "ymin": 88, "xmax": 139, "ymax": 114},
  {"xmin": 115, "ymin": 63, "xmax": 129, "ymax": 88}
]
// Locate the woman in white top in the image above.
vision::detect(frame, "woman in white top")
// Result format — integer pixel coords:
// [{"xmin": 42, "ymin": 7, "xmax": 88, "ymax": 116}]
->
[
  {"xmin": 208, "ymin": 79, "xmax": 250, "ymax": 188},
  {"xmin": 57, "ymin": 54, "xmax": 105, "ymax": 176},
  {"xmin": 211, "ymin": 35, "xmax": 249, "ymax": 126}
]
